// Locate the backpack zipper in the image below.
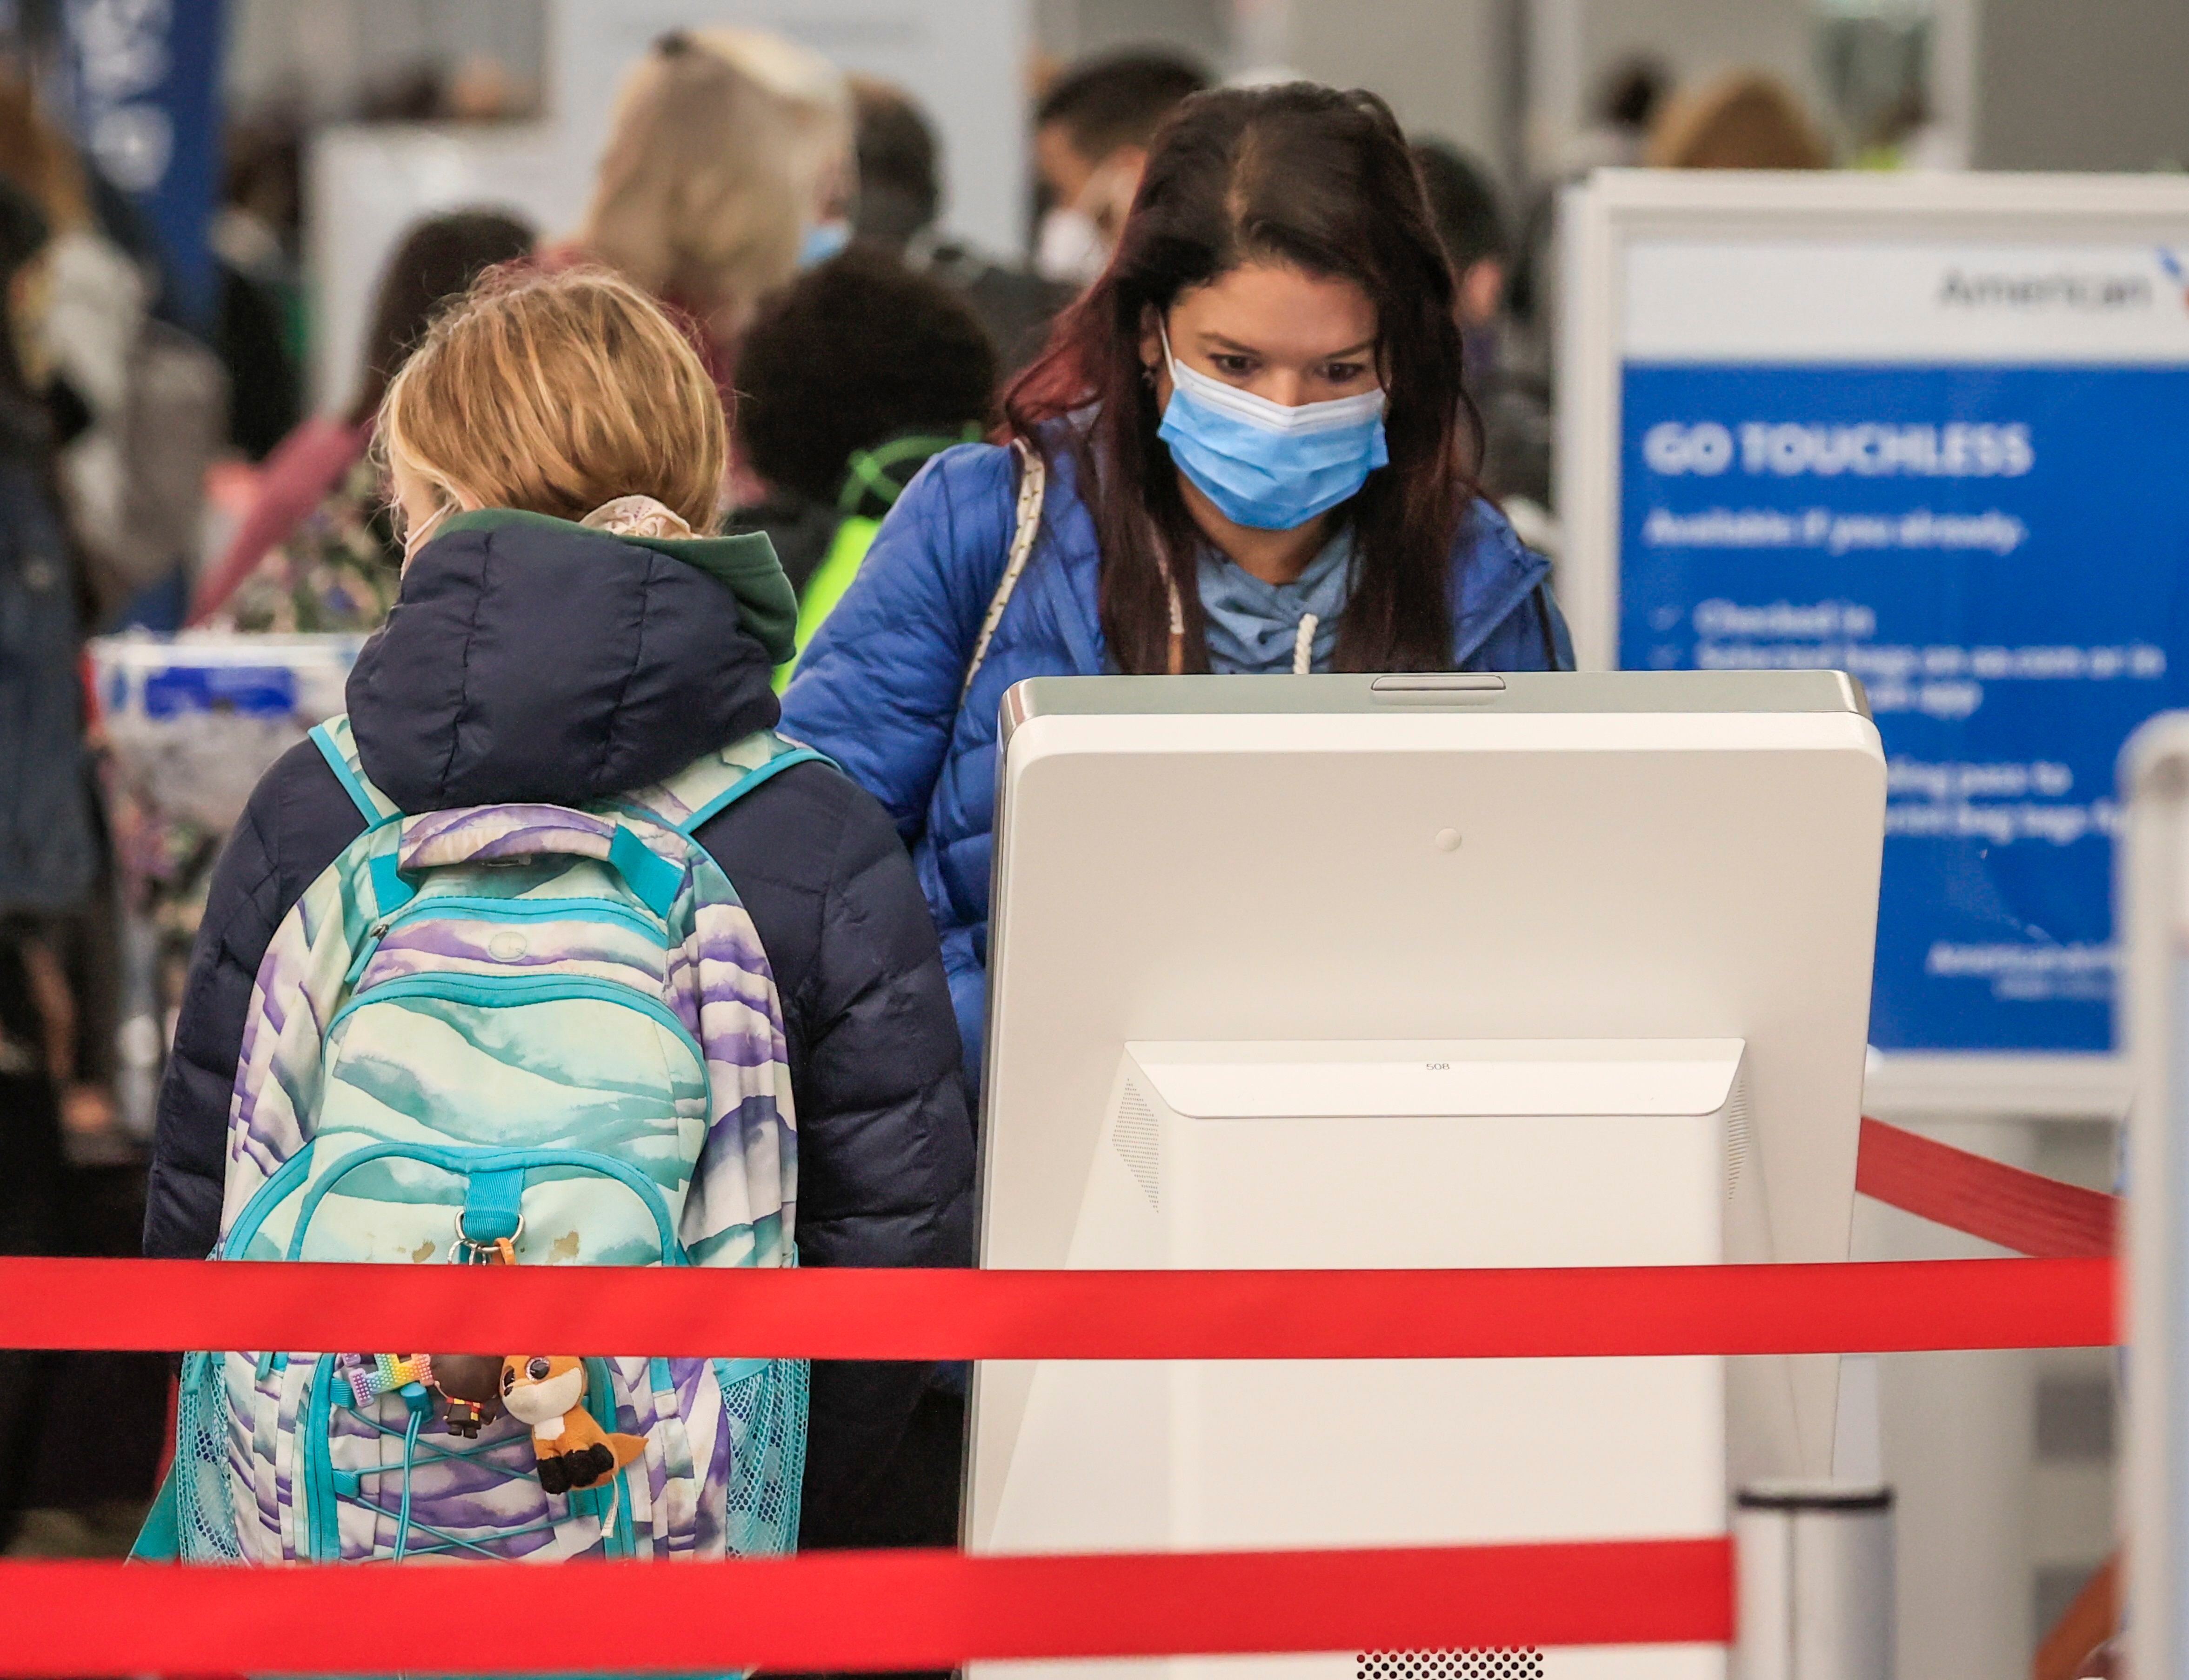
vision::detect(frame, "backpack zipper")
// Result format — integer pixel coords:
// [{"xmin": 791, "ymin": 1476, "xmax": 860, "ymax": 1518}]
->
[
  {"xmin": 280, "ymin": 1140, "xmax": 686, "ymax": 1267},
  {"xmin": 340, "ymin": 894, "xmax": 668, "ymax": 993},
  {"xmin": 324, "ymin": 971, "xmax": 708, "ymax": 1074}
]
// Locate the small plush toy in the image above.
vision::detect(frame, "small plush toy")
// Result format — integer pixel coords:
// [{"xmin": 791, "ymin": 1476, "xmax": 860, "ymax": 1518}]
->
[{"xmin": 499, "ymin": 1355, "xmax": 646, "ymax": 1496}]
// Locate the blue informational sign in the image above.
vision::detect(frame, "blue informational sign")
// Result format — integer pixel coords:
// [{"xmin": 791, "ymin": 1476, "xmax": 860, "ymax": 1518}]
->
[
  {"xmin": 1620, "ymin": 361, "xmax": 2189, "ymax": 1054},
  {"xmin": 139, "ymin": 661, "xmax": 296, "ymax": 719},
  {"xmin": 56, "ymin": 0, "xmax": 227, "ymax": 327}
]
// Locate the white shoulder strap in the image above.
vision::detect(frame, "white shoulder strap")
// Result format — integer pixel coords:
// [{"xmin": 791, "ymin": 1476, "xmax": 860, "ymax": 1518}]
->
[
  {"xmin": 627, "ymin": 730, "xmax": 834, "ymax": 837},
  {"xmin": 961, "ymin": 439, "xmax": 1046, "ymax": 701}
]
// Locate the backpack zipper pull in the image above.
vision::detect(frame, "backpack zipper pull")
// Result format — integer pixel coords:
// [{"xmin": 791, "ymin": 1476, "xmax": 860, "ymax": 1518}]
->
[{"xmin": 343, "ymin": 916, "xmax": 396, "ymax": 991}]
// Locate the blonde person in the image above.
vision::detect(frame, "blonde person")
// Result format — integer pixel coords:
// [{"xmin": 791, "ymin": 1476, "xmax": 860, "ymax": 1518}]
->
[
  {"xmin": 570, "ymin": 28, "xmax": 853, "ymax": 395},
  {"xmin": 146, "ymin": 267, "xmax": 973, "ymax": 1549}
]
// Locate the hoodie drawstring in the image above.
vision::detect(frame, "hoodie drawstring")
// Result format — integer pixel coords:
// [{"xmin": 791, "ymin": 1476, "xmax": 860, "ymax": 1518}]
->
[
  {"xmin": 1158, "ymin": 555, "xmax": 1187, "ymax": 676},
  {"xmin": 1292, "ymin": 613, "xmax": 1318, "ymax": 676}
]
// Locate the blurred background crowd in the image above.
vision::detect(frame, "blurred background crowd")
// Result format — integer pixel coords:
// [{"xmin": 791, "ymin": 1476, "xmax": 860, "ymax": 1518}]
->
[{"xmin": 0, "ymin": 0, "xmax": 2176, "ymax": 1669}]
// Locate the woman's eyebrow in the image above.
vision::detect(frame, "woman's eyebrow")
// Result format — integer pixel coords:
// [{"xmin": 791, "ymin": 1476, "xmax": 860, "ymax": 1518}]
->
[{"xmin": 1199, "ymin": 332, "xmax": 1378, "ymax": 359}]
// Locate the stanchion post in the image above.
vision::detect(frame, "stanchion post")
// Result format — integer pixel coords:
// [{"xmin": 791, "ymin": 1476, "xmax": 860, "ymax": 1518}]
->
[{"xmin": 1735, "ymin": 1483, "xmax": 1894, "ymax": 1680}]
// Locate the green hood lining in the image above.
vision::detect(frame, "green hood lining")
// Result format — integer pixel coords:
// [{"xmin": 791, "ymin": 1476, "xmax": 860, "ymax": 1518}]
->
[{"xmin": 436, "ymin": 507, "xmax": 799, "ymax": 667}]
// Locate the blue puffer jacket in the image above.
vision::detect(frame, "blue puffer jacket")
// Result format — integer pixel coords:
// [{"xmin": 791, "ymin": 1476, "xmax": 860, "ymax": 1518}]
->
[
  {"xmin": 781, "ymin": 437, "xmax": 1575, "ymax": 1088},
  {"xmin": 145, "ymin": 508, "xmax": 974, "ymax": 1543}
]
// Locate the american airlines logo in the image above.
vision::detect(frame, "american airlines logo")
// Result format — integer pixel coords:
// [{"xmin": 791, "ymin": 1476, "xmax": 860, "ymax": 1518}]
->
[
  {"xmin": 1937, "ymin": 265, "xmax": 2156, "ymax": 311},
  {"xmin": 2158, "ymin": 249, "xmax": 2189, "ymax": 312}
]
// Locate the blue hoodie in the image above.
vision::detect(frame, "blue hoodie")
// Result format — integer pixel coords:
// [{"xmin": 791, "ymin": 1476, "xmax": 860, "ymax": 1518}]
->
[{"xmin": 782, "ymin": 436, "xmax": 1575, "ymax": 1089}]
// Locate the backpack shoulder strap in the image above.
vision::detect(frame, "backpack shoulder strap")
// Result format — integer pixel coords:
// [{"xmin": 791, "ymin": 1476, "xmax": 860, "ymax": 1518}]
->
[
  {"xmin": 307, "ymin": 714, "xmax": 402, "ymax": 827},
  {"xmin": 961, "ymin": 437, "xmax": 1046, "ymax": 701},
  {"xmin": 627, "ymin": 729, "xmax": 836, "ymax": 839}
]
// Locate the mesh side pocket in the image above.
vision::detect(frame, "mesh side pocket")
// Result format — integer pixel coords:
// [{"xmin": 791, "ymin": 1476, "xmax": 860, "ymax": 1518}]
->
[
  {"xmin": 174, "ymin": 1350, "xmax": 245, "ymax": 1561},
  {"xmin": 715, "ymin": 1356, "xmax": 808, "ymax": 1556}
]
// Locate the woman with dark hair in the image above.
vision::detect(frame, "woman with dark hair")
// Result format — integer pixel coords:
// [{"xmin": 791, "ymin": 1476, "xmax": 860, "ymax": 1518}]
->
[
  {"xmin": 782, "ymin": 82, "xmax": 1572, "ymax": 1086},
  {"xmin": 187, "ymin": 208, "xmax": 536, "ymax": 628}
]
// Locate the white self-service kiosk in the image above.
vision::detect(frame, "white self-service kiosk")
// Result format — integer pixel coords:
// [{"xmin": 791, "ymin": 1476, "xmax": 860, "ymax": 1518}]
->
[
  {"xmin": 968, "ymin": 670, "xmax": 1889, "ymax": 1680},
  {"xmin": 2123, "ymin": 717, "xmax": 2189, "ymax": 1680}
]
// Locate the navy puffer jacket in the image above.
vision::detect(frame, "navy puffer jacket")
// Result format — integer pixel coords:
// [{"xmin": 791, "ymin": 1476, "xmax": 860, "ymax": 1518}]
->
[
  {"xmin": 144, "ymin": 508, "xmax": 974, "ymax": 1543},
  {"xmin": 781, "ymin": 433, "xmax": 1574, "ymax": 1091}
]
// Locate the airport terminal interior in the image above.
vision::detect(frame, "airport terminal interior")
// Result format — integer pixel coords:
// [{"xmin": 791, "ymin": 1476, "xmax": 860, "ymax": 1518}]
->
[{"xmin": 2, "ymin": 2, "xmax": 2188, "ymax": 1677}]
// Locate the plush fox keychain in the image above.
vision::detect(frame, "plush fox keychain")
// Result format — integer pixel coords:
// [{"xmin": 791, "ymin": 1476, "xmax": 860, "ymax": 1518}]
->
[{"xmin": 499, "ymin": 1355, "xmax": 647, "ymax": 1497}]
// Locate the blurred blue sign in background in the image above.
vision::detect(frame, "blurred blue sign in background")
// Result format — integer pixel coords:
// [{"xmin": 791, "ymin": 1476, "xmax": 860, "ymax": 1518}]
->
[{"xmin": 54, "ymin": 0, "xmax": 227, "ymax": 325}]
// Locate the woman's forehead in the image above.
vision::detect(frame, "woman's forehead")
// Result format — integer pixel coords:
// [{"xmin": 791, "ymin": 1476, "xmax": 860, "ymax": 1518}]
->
[{"xmin": 1171, "ymin": 261, "xmax": 1377, "ymax": 360}]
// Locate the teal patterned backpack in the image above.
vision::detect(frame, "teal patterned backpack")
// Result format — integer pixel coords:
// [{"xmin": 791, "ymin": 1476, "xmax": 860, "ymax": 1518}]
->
[{"xmin": 140, "ymin": 716, "xmax": 820, "ymax": 1566}]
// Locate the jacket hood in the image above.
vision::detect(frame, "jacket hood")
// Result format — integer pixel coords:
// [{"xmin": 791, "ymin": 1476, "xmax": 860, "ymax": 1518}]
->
[{"xmin": 348, "ymin": 507, "xmax": 795, "ymax": 812}]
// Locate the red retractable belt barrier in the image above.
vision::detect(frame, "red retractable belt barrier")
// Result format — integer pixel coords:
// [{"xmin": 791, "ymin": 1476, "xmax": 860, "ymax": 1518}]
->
[
  {"xmin": 0, "ymin": 1121, "xmax": 2102, "ymax": 1364},
  {"xmin": 0, "ymin": 1253, "xmax": 2116, "ymax": 1357},
  {"xmin": 1856, "ymin": 1116, "xmax": 2119, "ymax": 1258},
  {"xmin": 0, "ymin": 1539, "xmax": 1735, "ymax": 1676},
  {"xmin": 0, "ymin": 1119, "xmax": 2121, "ymax": 1675}
]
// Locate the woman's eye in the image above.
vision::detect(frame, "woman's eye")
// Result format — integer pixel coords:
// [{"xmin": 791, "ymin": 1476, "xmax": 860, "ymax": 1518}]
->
[
  {"xmin": 1322, "ymin": 362, "xmax": 1368, "ymax": 384},
  {"xmin": 1210, "ymin": 354, "xmax": 1256, "ymax": 377}
]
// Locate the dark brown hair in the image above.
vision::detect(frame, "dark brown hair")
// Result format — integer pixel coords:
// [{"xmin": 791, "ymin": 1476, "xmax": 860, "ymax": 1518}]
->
[
  {"xmin": 1005, "ymin": 83, "xmax": 1476, "ymax": 674},
  {"xmin": 351, "ymin": 209, "xmax": 537, "ymax": 425},
  {"xmin": 738, "ymin": 247, "xmax": 997, "ymax": 503},
  {"xmin": 1034, "ymin": 50, "xmax": 1211, "ymax": 166}
]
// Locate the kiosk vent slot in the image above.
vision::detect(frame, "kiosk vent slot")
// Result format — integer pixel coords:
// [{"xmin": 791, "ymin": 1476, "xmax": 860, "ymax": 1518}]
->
[
  {"xmin": 1113, "ymin": 1080, "xmax": 1160, "ymax": 1208},
  {"xmin": 1358, "ymin": 1651, "xmax": 1545, "ymax": 1680},
  {"xmin": 1724, "ymin": 1073, "xmax": 1752, "ymax": 1202}
]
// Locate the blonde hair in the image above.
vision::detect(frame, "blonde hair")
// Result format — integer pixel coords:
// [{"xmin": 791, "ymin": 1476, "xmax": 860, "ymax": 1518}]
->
[
  {"xmin": 578, "ymin": 28, "xmax": 851, "ymax": 339},
  {"xmin": 380, "ymin": 265, "xmax": 727, "ymax": 531}
]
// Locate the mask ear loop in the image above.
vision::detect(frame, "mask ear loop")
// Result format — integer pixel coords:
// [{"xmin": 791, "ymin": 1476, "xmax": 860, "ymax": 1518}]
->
[{"xmin": 400, "ymin": 499, "xmax": 456, "ymax": 565}]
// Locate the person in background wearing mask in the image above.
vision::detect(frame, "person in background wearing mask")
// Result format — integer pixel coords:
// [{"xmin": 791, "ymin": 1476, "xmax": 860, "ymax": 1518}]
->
[
  {"xmin": 784, "ymin": 83, "xmax": 1574, "ymax": 1091},
  {"xmin": 1031, "ymin": 50, "xmax": 1209, "ymax": 287},
  {"xmin": 849, "ymin": 76, "xmax": 1074, "ymax": 370},
  {"xmin": 1412, "ymin": 140, "xmax": 1551, "ymax": 518},
  {"xmin": 567, "ymin": 28, "xmax": 852, "ymax": 402},
  {"xmin": 730, "ymin": 246, "xmax": 999, "ymax": 662}
]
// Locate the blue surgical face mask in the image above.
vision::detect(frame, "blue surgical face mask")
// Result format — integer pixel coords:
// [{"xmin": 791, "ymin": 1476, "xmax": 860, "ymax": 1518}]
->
[
  {"xmin": 799, "ymin": 218, "xmax": 851, "ymax": 268},
  {"xmin": 1155, "ymin": 324, "xmax": 1388, "ymax": 531}
]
